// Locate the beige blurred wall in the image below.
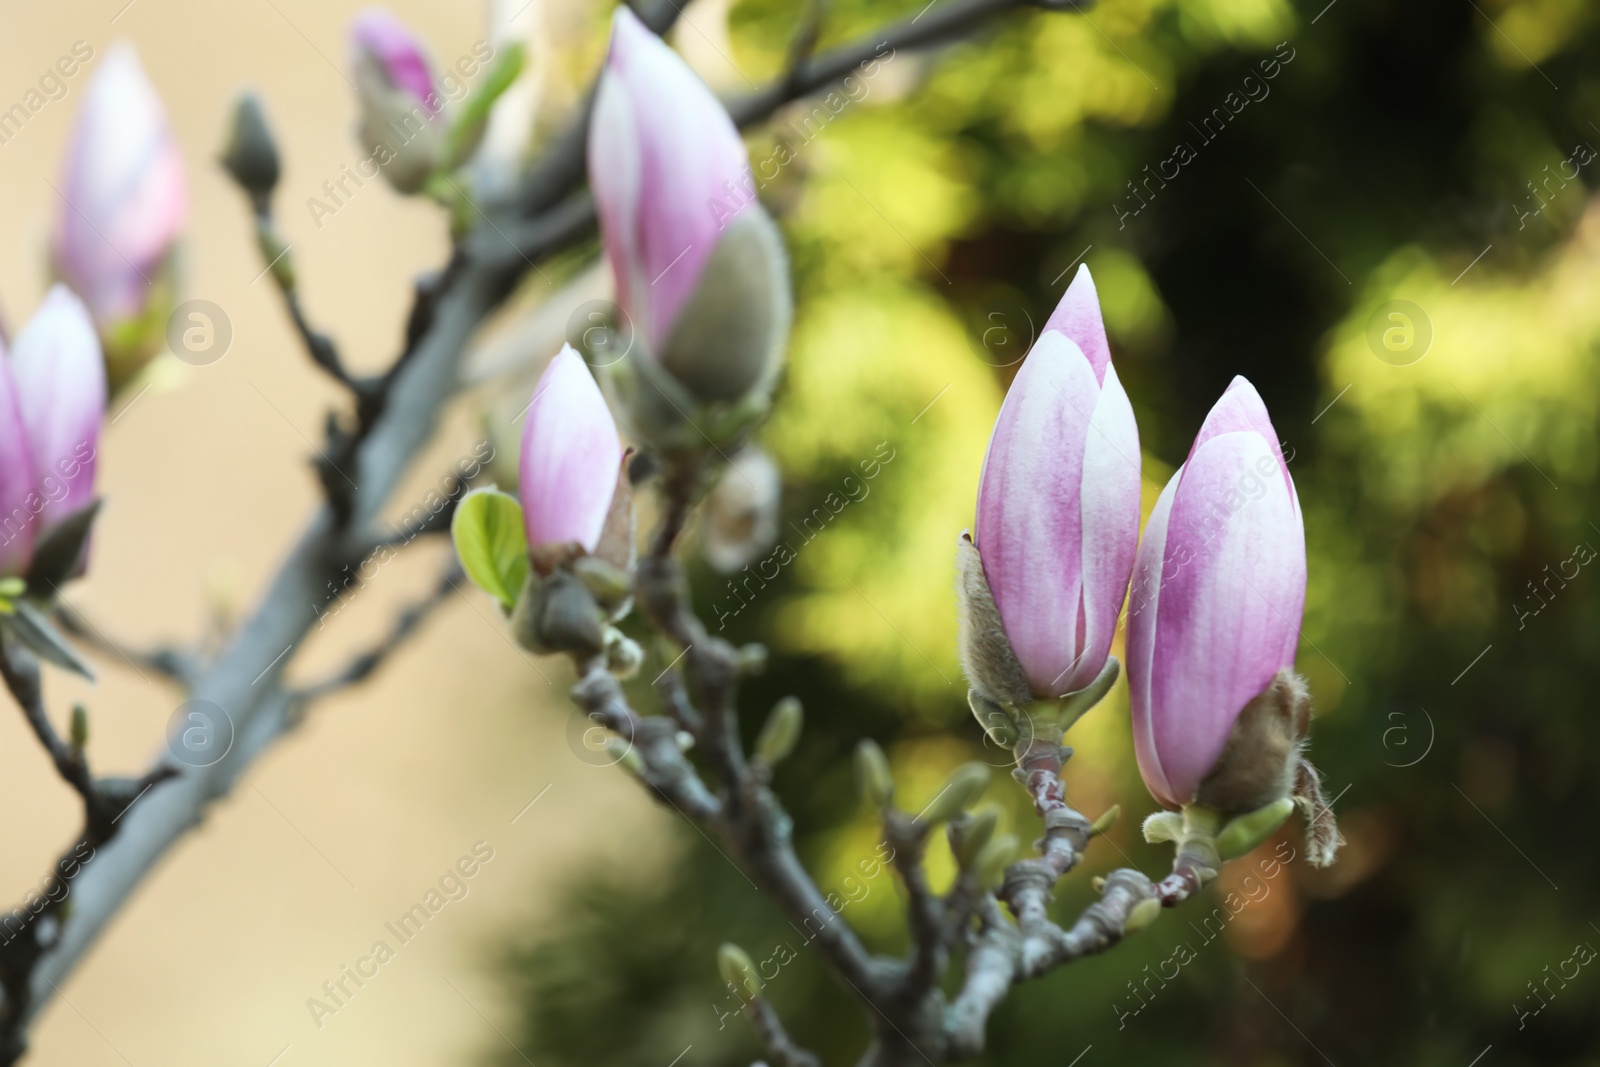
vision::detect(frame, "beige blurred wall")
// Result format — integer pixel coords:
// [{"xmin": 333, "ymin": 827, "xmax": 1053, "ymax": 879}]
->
[{"xmin": 0, "ymin": 1, "xmax": 663, "ymax": 1064}]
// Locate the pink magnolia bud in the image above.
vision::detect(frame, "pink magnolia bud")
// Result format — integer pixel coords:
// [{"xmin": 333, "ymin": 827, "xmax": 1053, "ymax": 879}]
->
[
  {"xmin": 972, "ymin": 266, "xmax": 1141, "ymax": 698},
  {"xmin": 589, "ymin": 7, "xmax": 749, "ymax": 354},
  {"xmin": 0, "ymin": 287, "xmax": 106, "ymax": 577},
  {"xmin": 350, "ymin": 7, "xmax": 444, "ymax": 194},
  {"xmin": 0, "ymin": 349, "xmax": 35, "ymax": 579},
  {"xmin": 53, "ymin": 44, "xmax": 186, "ymax": 387},
  {"xmin": 1126, "ymin": 377, "xmax": 1306, "ymax": 809},
  {"xmin": 519, "ymin": 346, "xmax": 624, "ymax": 553}
]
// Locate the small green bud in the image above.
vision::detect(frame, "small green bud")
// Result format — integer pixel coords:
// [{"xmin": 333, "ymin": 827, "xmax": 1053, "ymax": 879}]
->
[
  {"xmin": 1090, "ymin": 804, "xmax": 1121, "ymax": 836},
  {"xmin": 951, "ymin": 802, "xmax": 1000, "ymax": 867},
  {"xmin": 717, "ymin": 942, "xmax": 761, "ymax": 999},
  {"xmin": 737, "ymin": 643, "xmax": 769, "ymax": 675},
  {"xmin": 220, "ymin": 92, "xmax": 280, "ymax": 207},
  {"xmin": 755, "ymin": 697, "xmax": 803, "ymax": 766},
  {"xmin": 607, "ymin": 737, "xmax": 643, "ymax": 775},
  {"xmin": 972, "ymin": 833, "xmax": 1018, "ymax": 887},
  {"xmin": 1216, "ymin": 796, "xmax": 1296, "ymax": 860},
  {"xmin": 603, "ymin": 629, "xmax": 643, "ymax": 679},
  {"xmin": 572, "ymin": 556, "xmax": 632, "ymax": 611},
  {"xmin": 1124, "ymin": 897, "xmax": 1162, "ymax": 933},
  {"xmin": 1091, "ymin": 875, "xmax": 1107, "ymax": 894},
  {"xmin": 1142, "ymin": 811, "xmax": 1183, "ymax": 844},
  {"xmin": 920, "ymin": 762, "xmax": 990, "ymax": 825},
  {"xmin": 854, "ymin": 739, "xmax": 893, "ymax": 807},
  {"xmin": 1053, "ymin": 655, "xmax": 1120, "ymax": 731},
  {"xmin": 70, "ymin": 704, "xmax": 89, "ymax": 751},
  {"xmin": 967, "ymin": 688, "xmax": 1017, "ymax": 747}
]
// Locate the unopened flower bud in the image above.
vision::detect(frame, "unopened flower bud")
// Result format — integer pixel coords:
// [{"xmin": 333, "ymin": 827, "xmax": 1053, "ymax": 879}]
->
[
  {"xmin": 603, "ymin": 627, "xmax": 643, "ymax": 678},
  {"xmin": 588, "ymin": 9, "xmax": 790, "ymax": 414},
  {"xmin": 0, "ymin": 286, "xmax": 106, "ymax": 581},
  {"xmin": 717, "ymin": 942, "xmax": 761, "ymax": 1000},
  {"xmin": 350, "ymin": 8, "xmax": 444, "ymax": 194},
  {"xmin": 958, "ymin": 266, "xmax": 1140, "ymax": 708},
  {"xmin": 972, "ymin": 833, "xmax": 1018, "ymax": 887},
  {"xmin": 221, "ymin": 92, "xmax": 281, "ymax": 209},
  {"xmin": 1123, "ymin": 897, "xmax": 1162, "ymax": 933},
  {"xmin": 53, "ymin": 44, "xmax": 186, "ymax": 393},
  {"xmin": 950, "ymin": 802, "xmax": 1001, "ymax": 868},
  {"xmin": 702, "ymin": 447, "xmax": 781, "ymax": 573},
  {"xmin": 920, "ymin": 762, "xmax": 990, "ymax": 825},
  {"xmin": 854, "ymin": 739, "xmax": 893, "ymax": 807},
  {"xmin": 755, "ymin": 696, "xmax": 803, "ymax": 766},
  {"xmin": 1126, "ymin": 377, "xmax": 1337, "ymax": 869},
  {"xmin": 519, "ymin": 346, "xmax": 628, "ymax": 574},
  {"xmin": 736, "ymin": 643, "xmax": 768, "ymax": 675},
  {"xmin": 70, "ymin": 704, "xmax": 89, "ymax": 751}
]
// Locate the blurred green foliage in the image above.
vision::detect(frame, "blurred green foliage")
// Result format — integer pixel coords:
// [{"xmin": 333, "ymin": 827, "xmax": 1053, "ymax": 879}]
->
[{"xmin": 494, "ymin": 0, "xmax": 1600, "ymax": 1063}]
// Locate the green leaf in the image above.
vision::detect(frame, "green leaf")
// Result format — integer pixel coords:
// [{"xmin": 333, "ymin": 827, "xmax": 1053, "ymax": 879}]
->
[
  {"xmin": 441, "ymin": 42, "xmax": 526, "ymax": 171},
  {"xmin": 5, "ymin": 599, "xmax": 96, "ymax": 680},
  {"xmin": 451, "ymin": 487, "xmax": 529, "ymax": 612},
  {"xmin": 25, "ymin": 499, "xmax": 103, "ymax": 597}
]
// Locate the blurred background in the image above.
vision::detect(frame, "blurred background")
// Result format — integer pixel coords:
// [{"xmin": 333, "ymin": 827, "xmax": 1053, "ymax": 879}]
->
[{"xmin": 3, "ymin": 0, "xmax": 1600, "ymax": 1064}]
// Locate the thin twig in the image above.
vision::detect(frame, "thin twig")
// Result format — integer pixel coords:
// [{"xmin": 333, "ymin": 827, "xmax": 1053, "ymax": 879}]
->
[
  {"xmin": 748, "ymin": 996, "xmax": 823, "ymax": 1067},
  {"xmin": 52, "ymin": 605, "xmax": 195, "ymax": 685},
  {"xmin": 293, "ymin": 563, "xmax": 463, "ymax": 702}
]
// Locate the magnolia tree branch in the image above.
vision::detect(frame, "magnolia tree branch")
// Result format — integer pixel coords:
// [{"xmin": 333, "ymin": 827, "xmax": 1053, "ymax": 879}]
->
[
  {"xmin": 0, "ymin": 0, "xmax": 1081, "ymax": 1059},
  {"xmin": 561, "ymin": 473, "xmax": 1196, "ymax": 1065}
]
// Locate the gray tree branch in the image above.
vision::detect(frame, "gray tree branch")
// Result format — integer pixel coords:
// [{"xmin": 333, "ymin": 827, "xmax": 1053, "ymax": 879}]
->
[{"xmin": 2, "ymin": 0, "xmax": 1087, "ymax": 1058}]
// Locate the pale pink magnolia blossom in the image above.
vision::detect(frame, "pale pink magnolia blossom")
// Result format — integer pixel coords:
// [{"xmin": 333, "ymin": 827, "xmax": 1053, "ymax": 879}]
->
[
  {"xmin": 53, "ymin": 43, "xmax": 186, "ymax": 333},
  {"xmin": 1126, "ymin": 376, "xmax": 1305, "ymax": 808},
  {"xmin": 350, "ymin": 8, "xmax": 444, "ymax": 193},
  {"xmin": 519, "ymin": 346, "xmax": 624, "ymax": 552},
  {"xmin": 973, "ymin": 265, "xmax": 1142, "ymax": 698},
  {"xmin": 587, "ymin": 6, "xmax": 753, "ymax": 355},
  {"xmin": 0, "ymin": 286, "xmax": 107, "ymax": 578},
  {"xmin": 351, "ymin": 8, "xmax": 440, "ymax": 116}
]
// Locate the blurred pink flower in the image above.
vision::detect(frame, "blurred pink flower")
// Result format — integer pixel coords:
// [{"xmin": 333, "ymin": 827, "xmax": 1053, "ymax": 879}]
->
[
  {"xmin": 350, "ymin": 7, "xmax": 444, "ymax": 193},
  {"xmin": 1126, "ymin": 376, "xmax": 1305, "ymax": 808},
  {"xmin": 53, "ymin": 43, "xmax": 186, "ymax": 334},
  {"xmin": 351, "ymin": 7, "xmax": 440, "ymax": 117},
  {"xmin": 0, "ymin": 286, "xmax": 106, "ymax": 578},
  {"xmin": 519, "ymin": 345, "xmax": 623, "ymax": 552},
  {"xmin": 974, "ymin": 265, "xmax": 1141, "ymax": 698},
  {"xmin": 588, "ymin": 7, "xmax": 752, "ymax": 355}
]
